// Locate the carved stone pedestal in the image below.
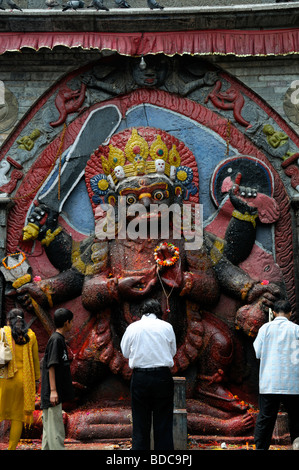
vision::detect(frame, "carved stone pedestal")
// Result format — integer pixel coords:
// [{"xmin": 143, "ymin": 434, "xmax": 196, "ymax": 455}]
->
[{"xmin": 173, "ymin": 377, "xmax": 187, "ymax": 450}]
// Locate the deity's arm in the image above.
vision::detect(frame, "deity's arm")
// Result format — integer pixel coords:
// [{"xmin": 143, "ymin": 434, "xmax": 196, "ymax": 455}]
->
[
  {"xmin": 81, "ymin": 270, "xmax": 157, "ymax": 312},
  {"xmin": 82, "ymin": 74, "xmax": 123, "ymax": 96},
  {"xmin": 211, "ymin": 252, "xmax": 256, "ymax": 302},
  {"xmin": 81, "ymin": 273, "xmax": 119, "ymax": 311},
  {"xmin": 20, "ymin": 203, "xmax": 104, "ymax": 309},
  {"xmin": 223, "ymin": 190, "xmax": 258, "ymax": 266},
  {"xmin": 180, "ymin": 71, "xmax": 218, "ymax": 96},
  {"xmin": 22, "ymin": 203, "xmax": 73, "ymax": 272},
  {"xmin": 41, "ymin": 228, "xmax": 73, "ymax": 272},
  {"xmin": 17, "ymin": 268, "xmax": 85, "ymax": 310},
  {"xmin": 184, "ymin": 232, "xmax": 282, "ymax": 307},
  {"xmin": 205, "ymin": 232, "xmax": 282, "ymax": 306},
  {"xmin": 180, "ymin": 245, "xmax": 221, "ymax": 307}
]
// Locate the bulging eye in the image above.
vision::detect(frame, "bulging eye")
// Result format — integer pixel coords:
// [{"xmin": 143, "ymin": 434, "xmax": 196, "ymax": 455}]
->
[
  {"xmin": 126, "ymin": 194, "xmax": 138, "ymax": 205},
  {"xmin": 152, "ymin": 190, "xmax": 168, "ymax": 201}
]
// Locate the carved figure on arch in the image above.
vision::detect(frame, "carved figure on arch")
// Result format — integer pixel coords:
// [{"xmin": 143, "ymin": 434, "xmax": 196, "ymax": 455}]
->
[
  {"xmin": 205, "ymin": 81, "xmax": 251, "ymax": 128},
  {"xmin": 0, "ymin": 156, "xmax": 23, "ymax": 197},
  {"xmin": 50, "ymin": 82, "xmax": 86, "ymax": 128},
  {"xmin": 81, "ymin": 55, "xmax": 218, "ymax": 103}
]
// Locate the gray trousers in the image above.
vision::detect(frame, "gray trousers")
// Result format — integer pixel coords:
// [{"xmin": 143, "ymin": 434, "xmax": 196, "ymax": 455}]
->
[{"xmin": 42, "ymin": 403, "xmax": 65, "ymax": 450}]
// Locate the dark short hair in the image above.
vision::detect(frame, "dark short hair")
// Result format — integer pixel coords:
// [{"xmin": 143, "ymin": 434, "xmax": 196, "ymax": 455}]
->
[
  {"xmin": 273, "ymin": 299, "xmax": 292, "ymax": 315},
  {"xmin": 54, "ymin": 308, "xmax": 73, "ymax": 328},
  {"xmin": 140, "ymin": 299, "xmax": 163, "ymax": 319}
]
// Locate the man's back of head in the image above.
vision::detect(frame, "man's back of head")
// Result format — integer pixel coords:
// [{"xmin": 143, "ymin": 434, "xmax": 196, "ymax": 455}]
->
[
  {"xmin": 139, "ymin": 298, "xmax": 163, "ymax": 319},
  {"xmin": 273, "ymin": 299, "xmax": 292, "ymax": 317}
]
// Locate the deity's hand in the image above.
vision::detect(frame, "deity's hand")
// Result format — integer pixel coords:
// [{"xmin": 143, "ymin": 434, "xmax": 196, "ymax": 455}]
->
[
  {"xmin": 236, "ymin": 282, "xmax": 282, "ymax": 336},
  {"xmin": 81, "ymin": 74, "xmax": 95, "ymax": 86},
  {"xmin": 118, "ymin": 275, "xmax": 157, "ymax": 299},
  {"xmin": 158, "ymin": 262, "xmax": 183, "ymax": 289},
  {"xmin": 22, "ymin": 203, "xmax": 59, "ymax": 242},
  {"xmin": 15, "ymin": 282, "xmax": 49, "ymax": 311},
  {"xmin": 155, "ymin": 242, "xmax": 183, "ymax": 288},
  {"xmin": 229, "ymin": 182, "xmax": 280, "ymax": 226},
  {"xmin": 247, "ymin": 282, "xmax": 281, "ymax": 308},
  {"xmin": 229, "ymin": 184, "xmax": 258, "ymax": 215},
  {"xmin": 203, "ymin": 71, "xmax": 218, "ymax": 86}
]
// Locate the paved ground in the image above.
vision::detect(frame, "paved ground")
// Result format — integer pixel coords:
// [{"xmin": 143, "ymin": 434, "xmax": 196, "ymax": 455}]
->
[{"xmin": 0, "ymin": 438, "xmax": 292, "ymax": 451}]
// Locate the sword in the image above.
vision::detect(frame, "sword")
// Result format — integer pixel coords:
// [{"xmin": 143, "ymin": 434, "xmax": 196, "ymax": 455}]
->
[{"xmin": 37, "ymin": 105, "xmax": 122, "ymax": 213}]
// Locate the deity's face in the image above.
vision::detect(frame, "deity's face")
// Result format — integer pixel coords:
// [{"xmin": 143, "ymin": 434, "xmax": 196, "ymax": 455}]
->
[
  {"xmin": 117, "ymin": 175, "xmax": 174, "ymax": 210},
  {"xmin": 131, "ymin": 56, "xmax": 168, "ymax": 88},
  {"xmin": 114, "ymin": 175, "xmax": 178, "ymax": 240}
]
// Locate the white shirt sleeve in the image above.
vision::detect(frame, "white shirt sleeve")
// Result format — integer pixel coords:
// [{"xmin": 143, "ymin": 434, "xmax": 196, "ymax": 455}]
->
[
  {"xmin": 253, "ymin": 327, "xmax": 264, "ymax": 359},
  {"xmin": 169, "ymin": 327, "xmax": 177, "ymax": 357},
  {"xmin": 120, "ymin": 327, "xmax": 131, "ymax": 359}
]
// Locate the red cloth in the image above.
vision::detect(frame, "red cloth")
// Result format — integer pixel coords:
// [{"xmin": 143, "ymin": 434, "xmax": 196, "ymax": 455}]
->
[{"xmin": 1, "ymin": 29, "xmax": 299, "ymax": 56}]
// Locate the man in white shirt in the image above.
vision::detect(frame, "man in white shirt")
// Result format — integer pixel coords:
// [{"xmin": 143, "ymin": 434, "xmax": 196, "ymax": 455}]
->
[
  {"xmin": 121, "ymin": 298, "xmax": 177, "ymax": 450},
  {"xmin": 253, "ymin": 299, "xmax": 299, "ymax": 450}
]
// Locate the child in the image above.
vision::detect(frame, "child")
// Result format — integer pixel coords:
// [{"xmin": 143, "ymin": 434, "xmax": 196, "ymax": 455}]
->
[{"xmin": 41, "ymin": 308, "xmax": 75, "ymax": 450}]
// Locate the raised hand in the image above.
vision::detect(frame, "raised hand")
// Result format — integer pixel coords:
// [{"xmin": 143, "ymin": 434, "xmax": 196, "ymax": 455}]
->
[{"xmin": 22, "ymin": 203, "xmax": 59, "ymax": 241}]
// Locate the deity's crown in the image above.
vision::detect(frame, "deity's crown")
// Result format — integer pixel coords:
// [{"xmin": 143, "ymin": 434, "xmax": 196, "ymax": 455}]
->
[
  {"xmin": 100, "ymin": 128, "xmax": 181, "ymax": 187},
  {"xmin": 87, "ymin": 127, "xmax": 198, "ymax": 205}
]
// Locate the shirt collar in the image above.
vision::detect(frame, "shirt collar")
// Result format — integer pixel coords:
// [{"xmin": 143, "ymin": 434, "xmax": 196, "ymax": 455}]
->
[
  {"xmin": 141, "ymin": 314, "xmax": 157, "ymax": 320},
  {"xmin": 273, "ymin": 316, "xmax": 289, "ymax": 322}
]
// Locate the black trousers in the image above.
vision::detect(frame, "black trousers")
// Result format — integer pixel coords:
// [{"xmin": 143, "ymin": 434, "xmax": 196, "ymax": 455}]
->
[
  {"xmin": 130, "ymin": 367, "xmax": 174, "ymax": 450},
  {"xmin": 254, "ymin": 394, "xmax": 299, "ymax": 450}
]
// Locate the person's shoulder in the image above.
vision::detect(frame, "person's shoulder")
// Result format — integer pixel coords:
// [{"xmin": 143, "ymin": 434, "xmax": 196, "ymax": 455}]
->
[
  {"xmin": 28, "ymin": 328, "xmax": 37, "ymax": 340},
  {"xmin": 290, "ymin": 320, "xmax": 299, "ymax": 331},
  {"xmin": 125, "ymin": 319, "xmax": 141, "ymax": 332},
  {"xmin": 3, "ymin": 325, "xmax": 10, "ymax": 335},
  {"xmin": 46, "ymin": 331, "xmax": 62, "ymax": 345},
  {"xmin": 158, "ymin": 318, "xmax": 174, "ymax": 330}
]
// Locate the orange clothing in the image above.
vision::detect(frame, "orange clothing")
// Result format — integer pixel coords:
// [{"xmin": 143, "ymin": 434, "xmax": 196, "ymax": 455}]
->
[{"xmin": 0, "ymin": 327, "xmax": 40, "ymax": 424}]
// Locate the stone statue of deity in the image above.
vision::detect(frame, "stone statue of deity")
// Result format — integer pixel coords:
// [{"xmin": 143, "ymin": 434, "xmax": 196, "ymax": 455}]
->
[{"xmin": 16, "ymin": 126, "xmax": 282, "ymax": 438}]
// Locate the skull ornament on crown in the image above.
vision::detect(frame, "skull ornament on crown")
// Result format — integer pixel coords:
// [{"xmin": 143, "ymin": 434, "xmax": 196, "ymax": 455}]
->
[{"xmin": 155, "ymin": 158, "xmax": 165, "ymax": 174}]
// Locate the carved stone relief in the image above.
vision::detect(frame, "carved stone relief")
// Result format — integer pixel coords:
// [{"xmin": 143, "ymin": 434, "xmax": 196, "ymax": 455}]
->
[{"xmin": 0, "ymin": 55, "xmax": 298, "ymax": 442}]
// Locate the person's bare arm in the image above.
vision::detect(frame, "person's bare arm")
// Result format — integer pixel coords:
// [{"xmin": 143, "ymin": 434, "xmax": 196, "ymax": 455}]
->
[{"xmin": 49, "ymin": 366, "xmax": 59, "ymax": 406}]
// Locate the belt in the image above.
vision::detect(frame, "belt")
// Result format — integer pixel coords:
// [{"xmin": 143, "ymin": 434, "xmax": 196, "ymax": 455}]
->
[{"xmin": 133, "ymin": 367, "xmax": 169, "ymax": 372}]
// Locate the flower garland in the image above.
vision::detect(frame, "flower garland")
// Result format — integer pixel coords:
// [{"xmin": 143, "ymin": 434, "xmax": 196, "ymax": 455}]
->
[
  {"xmin": 2, "ymin": 251, "xmax": 27, "ymax": 270},
  {"xmin": 154, "ymin": 242, "xmax": 180, "ymax": 267}
]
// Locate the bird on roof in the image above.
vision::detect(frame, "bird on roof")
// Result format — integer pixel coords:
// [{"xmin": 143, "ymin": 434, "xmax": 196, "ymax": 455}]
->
[
  {"xmin": 62, "ymin": 0, "xmax": 84, "ymax": 9},
  {"xmin": 87, "ymin": 0, "xmax": 109, "ymax": 10},
  {"xmin": 147, "ymin": 0, "xmax": 164, "ymax": 9},
  {"xmin": 45, "ymin": 0, "xmax": 59, "ymax": 7},
  {"xmin": 114, "ymin": 0, "xmax": 130, "ymax": 7},
  {"xmin": 6, "ymin": 0, "xmax": 22, "ymax": 10}
]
